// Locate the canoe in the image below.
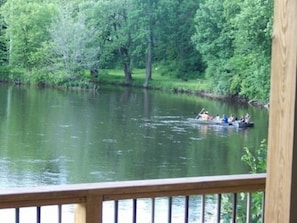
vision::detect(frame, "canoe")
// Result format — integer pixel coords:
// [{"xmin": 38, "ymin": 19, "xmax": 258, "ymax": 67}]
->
[
  {"xmin": 190, "ymin": 119, "xmax": 254, "ymax": 128},
  {"xmin": 191, "ymin": 119, "xmax": 232, "ymax": 126},
  {"xmin": 233, "ymin": 121, "xmax": 254, "ymax": 128}
]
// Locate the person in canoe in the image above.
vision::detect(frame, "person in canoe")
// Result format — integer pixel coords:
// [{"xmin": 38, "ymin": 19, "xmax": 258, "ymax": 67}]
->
[
  {"xmin": 245, "ymin": 113, "xmax": 251, "ymax": 123},
  {"xmin": 222, "ymin": 114, "xmax": 228, "ymax": 123},
  {"xmin": 201, "ymin": 111, "xmax": 210, "ymax": 120},
  {"xmin": 214, "ymin": 114, "xmax": 221, "ymax": 122},
  {"xmin": 239, "ymin": 113, "xmax": 251, "ymax": 123}
]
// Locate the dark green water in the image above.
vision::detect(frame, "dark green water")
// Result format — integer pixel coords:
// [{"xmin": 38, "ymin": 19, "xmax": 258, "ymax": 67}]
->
[{"xmin": 0, "ymin": 84, "xmax": 269, "ymax": 188}]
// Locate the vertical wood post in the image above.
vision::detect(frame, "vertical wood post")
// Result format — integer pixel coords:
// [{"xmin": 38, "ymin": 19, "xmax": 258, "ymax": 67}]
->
[
  {"xmin": 265, "ymin": 0, "xmax": 297, "ymax": 222},
  {"xmin": 74, "ymin": 196, "xmax": 103, "ymax": 223}
]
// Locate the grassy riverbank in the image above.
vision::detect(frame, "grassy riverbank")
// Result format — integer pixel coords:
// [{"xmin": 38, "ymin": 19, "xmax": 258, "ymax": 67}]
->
[
  {"xmin": 96, "ymin": 69, "xmax": 268, "ymax": 107},
  {"xmin": 0, "ymin": 68, "xmax": 266, "ymax": 106},
  {"xmin": 96, "ymin": 69, "xmax": 257, "ymax": 105},
  {"xmin": 98, "ymin": 69, "xmax": 210, "ymax": 94}
]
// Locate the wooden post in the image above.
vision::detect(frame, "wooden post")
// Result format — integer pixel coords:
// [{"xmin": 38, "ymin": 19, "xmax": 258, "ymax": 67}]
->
[
  {"xmin": 74, "ymin": 196, "xmax": 103, "ymax": 223},
  {"xmin": 265, "ymin": 0, "xmax": 297, "ymax": 222}
]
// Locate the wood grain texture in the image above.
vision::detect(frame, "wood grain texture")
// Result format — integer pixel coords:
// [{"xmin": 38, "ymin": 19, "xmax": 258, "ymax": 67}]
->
[
  {"xmin": 265, "ymin": 0, "xmax": 297, "ymax": 222},
  {"xmin": 0, "ymin": 174, "xmax": 265, "ymax": 223},
  {"xmin": 74, "ymin": 196, "xmax": 102, "ymax": 223},
  {"xmin": 0, "ymin": 174, "xmax": 265, "ymax": 209}
]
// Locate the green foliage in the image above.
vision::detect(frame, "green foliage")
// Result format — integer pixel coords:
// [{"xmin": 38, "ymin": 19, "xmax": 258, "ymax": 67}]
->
[
  {"xmin": 192, "ymin": 0, "xmax": 237, "ymax": 95},
  {"xmin": 0, "ymin": 0, "xmax": 273, "ymax": 102},
  {"xmin": 204, "ymin": 59, "xmax": 235, "ymax": 95},
  {"xmin": 240, "ymin": 139, "xmax": 267, "ymax": 222},
  {"xmin": 154, "ymin": 0, "xmax": 205, "ymax": 80},
  {"xmin": 242, "ymin": 139, "xmax": 267, "ymax": 174},
  {"xmin": 0, "ymin": 65, "xmax": 10, "ymax": 81},
  {"xmin": 98, "ymin": 68, "xmax": 208, "ymax": 93},
  {"xmin": 1, "ymin": 0, "xmax": 55, "ymax": 70},
  {"xmin": 9, "ymin": 66, "xmax": 26, "ymax": 82},
  {"xmin": 219, "ymin": 139, "xmax": 267, "ymax": 223},
  {"xmin": 192, "ymin": 0, "xmax": 273, "ymax": 102},
  {"xmin": 221, "ymin": 193, "xmax": 247, "ymax": 223},
  {"xmin": 230, "ymin": 0, "xmax": 273, "ymax": 102},
  {"xmin": 192, "ymin": 0, "xmax": 234, "ymax": 60},
  {"xmin": 0, "ymin": 14, "xmax": 8, "ymax": 66},
  {"xmin": 221, "ymin": 192, "xmax": 264, "ymax": 223},
  {"xmin": 48, "ymin": 1, "xmax": 99, "ymax": 78}
]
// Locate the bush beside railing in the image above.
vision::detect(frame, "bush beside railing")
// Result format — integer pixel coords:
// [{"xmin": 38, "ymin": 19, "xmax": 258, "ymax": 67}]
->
[{"xmin": 0, "ymin": 173, "xmax": 266, "ymax": 223}]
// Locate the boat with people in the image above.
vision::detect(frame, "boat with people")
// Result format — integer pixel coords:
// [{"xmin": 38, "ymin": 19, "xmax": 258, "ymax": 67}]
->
[
  {"xmin": 191, "ymin": 108, "xmax": 255, "ymax": 128},
  {"xmin": 190, "ymin": 118, "xmax": 254, "ymax": 128}
]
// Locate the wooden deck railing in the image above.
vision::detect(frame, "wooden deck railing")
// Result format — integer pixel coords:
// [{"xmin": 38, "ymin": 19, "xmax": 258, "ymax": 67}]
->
[{"xmin": 0, "ymin": 173, "xmax": 266, "ymax": 223}]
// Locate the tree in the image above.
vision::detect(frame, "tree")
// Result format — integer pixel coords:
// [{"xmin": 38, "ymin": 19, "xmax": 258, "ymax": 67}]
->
[
  {"xmin": 231, "ymin": 0, "xmax": 273, "ymax": 101},
  {"xmin": 0, "ymin": 0, "xmax": 273, "ymax": 101},
  {"xmin": 192, "ymin": 0, "xmax": 235, "ymax": 60},
  {"xmin": 192, "ymin": 0, "xmax": 273, "ymax": 101},
  {"xmin": 192, "ymin": 0, "xmax": 235, "ymax": 94},
  {"xmin": 0, "ymin": 0, "xmax": 7, "ymax": 64},
  {"xmin": 93, "ymin": 0, "xmax": 134, "ymax": 84},
  {"xmin": 48, "ymin": 1, "xmax": 100, "ymax": 79},
  {"xmin": 1, "ymin": 0, "xmax": 54, "ymax": 71},
  {"xmin": 134, "ymin": 0, "xmax": 157, "ymax": 87},
  {"xmin": 155, "ymin": 0, "xmax": 204, "ymax": 80},
  {"xmin": 0, "ymin": 0, "xmax": 9, "ymax": 80}
]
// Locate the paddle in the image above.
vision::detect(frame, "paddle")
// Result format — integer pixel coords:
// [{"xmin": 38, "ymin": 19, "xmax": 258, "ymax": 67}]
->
[{"xmin": 195, "ymin": 108, "xmax": 205, "ymax": 119}]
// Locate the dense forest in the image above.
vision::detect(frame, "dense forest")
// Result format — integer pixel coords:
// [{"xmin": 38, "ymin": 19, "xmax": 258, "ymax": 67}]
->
[{"xmin": 0, "ymin": 0, "xmax": 273, "ymax": 102}]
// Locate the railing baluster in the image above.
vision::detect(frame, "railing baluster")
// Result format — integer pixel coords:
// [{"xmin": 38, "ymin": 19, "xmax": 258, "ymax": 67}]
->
[
  {"xmin": 151, "ymin": 198, "xmax": 155, "ymax": 223},
  {"xmin": 36, "ymin": 206, "xmax": 41, "ymax": 223},
  {"xmin": 262, "ymin": 192, "xmax": 265, "ymax": 223},
  {"xmin": 168, "ymin": 197, "xmax": 172, "ymax": 223},
  {"xmin": 246, "ymin": 192, "xmax": 251, "ymax": 223},
  {"xmin": 132, "ymin": 199, "xmax": 137, "ymax": 223},
  {"xmin": 185, "ymin": 196, "xmax": 189, "ymax": 223},
  {"xmin": 114, "ymin": 200, "xmax": 118, "ymax": 223},
  {"xmin": 0, "ymin": 174, "xmax": 265, "ymax": 223},
  {"xmin": 232, "ymin": 193, "xmax": 237, "ymax": 223},
  {"xmin": 217, "ymin": 194, "xmax": 221, "ymax": 223},
  {"xmin": 15, "ymin": 208, "xmax": 20, "ymax": 223},
  {"xmin": 201, "ymin": 195, "xmax": 205, "ymax": 223},
  {"xmin": 58, "ymin": 205, "xmax": 62, "ymax": 223}
]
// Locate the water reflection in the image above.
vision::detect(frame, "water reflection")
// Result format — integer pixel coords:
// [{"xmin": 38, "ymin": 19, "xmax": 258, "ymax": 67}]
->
[
  {"xmin": 0, "ymin": 84, "xmax": 269, "ymax": 222},
  {"xmin": 0, "ymin": 85, "xmax": 268, "ymax": 189}
]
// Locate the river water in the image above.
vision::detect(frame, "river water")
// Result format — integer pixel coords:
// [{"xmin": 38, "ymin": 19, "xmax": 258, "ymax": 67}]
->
[{"xmin": 0, "ymin": 84, "xmax": 269, "ymax": 222}]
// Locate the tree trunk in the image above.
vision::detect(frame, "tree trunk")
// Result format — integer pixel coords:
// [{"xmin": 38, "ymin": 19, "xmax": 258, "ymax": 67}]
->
[
  {"xmin": 144, "ymin": 43, "xmax": 152, "ymax": 88},
  {"xmin": 90, "ymin": 66, "xmax": 98, "ymax": 79},
  {"xmin": 123, "ymin": 62, "xmax": 132, "ymax": 84},
  {"xmin": 144, "ymin": 18, "xmax": 153, "ymax": 88}
]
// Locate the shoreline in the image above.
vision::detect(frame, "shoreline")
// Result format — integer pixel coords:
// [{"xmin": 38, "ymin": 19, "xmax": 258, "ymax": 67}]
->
[
  {"xmin": 97, "ymin": 80, "xmax": 270, "ymax": 109},
  {"xmin": 1, "ymin": 79, "xmax": 269, "ymax": 109}
]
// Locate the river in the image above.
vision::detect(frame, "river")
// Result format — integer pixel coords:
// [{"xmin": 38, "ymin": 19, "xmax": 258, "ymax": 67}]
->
[{"xmin": 0, "ymin": 84, "xmax": 268, "ymax": 222}]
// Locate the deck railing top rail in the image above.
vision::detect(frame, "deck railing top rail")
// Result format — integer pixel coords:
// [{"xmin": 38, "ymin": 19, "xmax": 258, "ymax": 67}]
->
[{"xmin": 0, "ymin": 173, "xmax": 266, "ymax": 209}]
